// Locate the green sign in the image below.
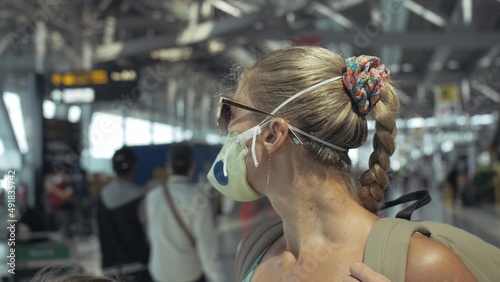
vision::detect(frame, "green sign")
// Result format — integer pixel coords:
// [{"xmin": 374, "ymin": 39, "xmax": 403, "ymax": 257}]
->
[{"xmin": 17, "ymin": 243, "xmax": 70, "ymax": 262}]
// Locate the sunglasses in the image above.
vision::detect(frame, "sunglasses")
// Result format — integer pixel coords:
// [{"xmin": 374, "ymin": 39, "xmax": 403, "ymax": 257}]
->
[{"xmin": 217, "ymin": 97, "xmax": 303, "ymax": 145}]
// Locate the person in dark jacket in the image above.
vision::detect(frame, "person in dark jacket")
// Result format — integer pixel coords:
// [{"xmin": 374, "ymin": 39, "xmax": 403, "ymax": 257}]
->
[{"xmin": 97, "ymin": 147, "xmax": 151, "ymax": 282}]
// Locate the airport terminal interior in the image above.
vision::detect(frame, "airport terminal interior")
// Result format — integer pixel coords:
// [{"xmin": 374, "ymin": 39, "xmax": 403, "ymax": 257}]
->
[{"xmin": 0, "ymin": 0, "xmax": 500, "ymax": 281}]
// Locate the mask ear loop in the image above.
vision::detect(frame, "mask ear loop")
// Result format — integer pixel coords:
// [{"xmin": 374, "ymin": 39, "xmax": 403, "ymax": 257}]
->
[
  {"xmin": 270, "ymin": 76, "xmax": 342, "ymax": 115},
  {"xmin": 250, "ymin": 120, "xmax": 272, "ymax": 168},
  {"xmin": 237, "ymin": 125, "xmax": 264, "ymax": 168},
  {"xmin": 251, "ymin": 128, "xmax": 259, "ymax": 167}
]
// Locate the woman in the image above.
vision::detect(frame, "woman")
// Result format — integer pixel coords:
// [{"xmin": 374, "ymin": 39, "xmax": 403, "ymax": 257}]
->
[{"xmin": 207, "ymin": 46, "xmax": 477, "ymax": 281}]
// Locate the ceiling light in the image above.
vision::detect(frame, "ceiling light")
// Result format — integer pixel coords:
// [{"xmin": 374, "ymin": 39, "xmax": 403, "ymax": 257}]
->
[
  {"xmin": 461, "ymin": 0, "xmax": 472, "ymax": 26},
  {"xmin": 43, "ymin": 99, "xmax": 57, "ymax": 119},
  {"xmin": 471, "ymin": 79, "xmax": 500, "ymax": 103},
  {"xmin": 423, "ymin": 144, "xmax": 434, "ymax": 156},
  {"xmin": 471, "ymin": 114, "xmax": 495, "ymax": 126},
  {"xmin": 441, "ymin": 141, "xmax": 454, "ymax": 153},
  {"xmin": 407, "ymin": 117, "xmax": 425, "ymax": 128},
  {"xmin": 208, "ymin": 40, "xmax": 226, "ymax": 54},
  {"xmin": 96, "ymin": 42, "xmax": 124, "ymax": 62},
  {"xmin": 263, "ymin": 40, "xmax": 291, "ymax": 52},
  {"xmin": 50, "ymin": 88, "xmax": 95, "ymax": 104},
  {"xmin": 311, "ymin": 2, "xmax": 355, "ymax": 29},
  {"xmin": 176, "ymin": 21, "xmax": 215, "ymax": 45},
  {"xmin": 212, "ymin": 0, "xmax": 242, "ymax": 17},
  {"xmin": 404, "ymin": 0, "xmax": 445, "ymax": 27},
  {"xmin": 68, "ymin": 105, "xmax": 82, "ymax": 123},
  {"xmin": 3, "ymin": 92, "xmax": 28, "ymax": 154},
  {"xmin": 150, "ymin": 47, "xmax": 193, "ymax": 62}
]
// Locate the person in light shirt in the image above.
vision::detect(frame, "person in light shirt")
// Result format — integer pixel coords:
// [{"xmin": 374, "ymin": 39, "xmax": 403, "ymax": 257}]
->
[{"xmin": 145, "ymin": 143, "xmax": 226, "ymax": 282}]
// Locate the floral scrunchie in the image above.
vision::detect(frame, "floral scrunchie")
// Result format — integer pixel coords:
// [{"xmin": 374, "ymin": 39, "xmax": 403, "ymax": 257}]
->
[{"xmin": 342, "ymin": 55, "xmax": 390, "ymax": 115}]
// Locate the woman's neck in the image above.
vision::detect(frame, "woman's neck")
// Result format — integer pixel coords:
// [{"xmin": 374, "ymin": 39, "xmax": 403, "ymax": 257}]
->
[{"xmin": 267, "ymin": 164, "xmax": 378, "ymax": 259}]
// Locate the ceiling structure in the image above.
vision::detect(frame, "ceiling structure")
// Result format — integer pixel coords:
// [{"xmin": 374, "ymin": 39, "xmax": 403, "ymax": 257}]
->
[{"xmin": 1, "ymin": 0, "xmax": 500, "ymax": 124}]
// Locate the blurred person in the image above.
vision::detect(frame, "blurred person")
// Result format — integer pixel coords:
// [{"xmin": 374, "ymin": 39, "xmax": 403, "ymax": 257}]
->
[
  {"xmin": 460, "ymin": 165, "xmax": 476, "ymax": 206},
  {"xmin": 69, "ymin": 166, "xmax": 93, "ymax": 237},
  {"xmin": 44, "ymin": 168, "xmax": 75, "ymax": 238},
  {"xmin": 145, "ymin": 143, "xmax": 226, "ymax": 282},
  {"xmin": 446, "ymin": 162, "xmax": 460, "ymax": 204},
  {"xmin": 419, "ymin": 157, "xmax": 432, "ymax": 189},
  {"xmin": 206, "ymin": 46, "xmax": 486, "ymax": 281},
  {"xmin": 97, "ymin": 147, "xmax": 151, "ymax": 282},
  {"xmin": 447, "ymin": 157, "xmax": 469, "ymax": 205}
]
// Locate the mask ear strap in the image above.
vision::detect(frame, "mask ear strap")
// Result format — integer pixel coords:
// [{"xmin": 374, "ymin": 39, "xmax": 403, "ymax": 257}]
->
[
  {"xmin": 270, "ymin": 76, "xmax": 342, "ymax": 115},
  {"xmin": 288, "ymin": 125, "xmax": 347, "ymax": 151},
  {"xmin": 238, "ymin": 125, "xmax": 263, "ymax": 167},
  {"xmin": 251, "ymin": 128, "xmax": 259, "ymax": 167}
]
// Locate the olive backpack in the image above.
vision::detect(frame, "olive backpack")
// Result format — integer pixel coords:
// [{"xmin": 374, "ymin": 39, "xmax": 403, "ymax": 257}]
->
[{"xmin": 236, "ymin": 191, "xmax": 500, "ymax": 281}]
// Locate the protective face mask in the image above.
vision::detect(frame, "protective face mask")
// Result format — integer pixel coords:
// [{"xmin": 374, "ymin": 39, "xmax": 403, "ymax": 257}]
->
[
  {"xmin": 207, "ymin": 125, "xmax": 264, "ymax": 202},
  {"xmin": 207, "ymin": 76, "xmax": 344, "ymax": 202}
]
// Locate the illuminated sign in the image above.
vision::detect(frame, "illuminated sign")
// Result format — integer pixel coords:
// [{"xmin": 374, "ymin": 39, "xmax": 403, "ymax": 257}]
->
[
  {"xmin": 46, "ymin": 69, "xmax": 139, "ymax": 103},
  {"xmin": 50, "ymin": 88, "xmax": 95, "ymax": 103},
  {"xmin": 50, "ymin": 70, "xmax": 109, "ymax": 87},
  {"xmin": 110, "ymin": 69, "xmax": 137, "ymax": 81}
]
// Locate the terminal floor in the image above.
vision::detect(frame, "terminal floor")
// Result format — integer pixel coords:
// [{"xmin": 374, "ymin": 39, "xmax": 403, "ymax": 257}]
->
[{"xmin": 1, "ymin": 186, "xmax": 499, "ymax": 281}]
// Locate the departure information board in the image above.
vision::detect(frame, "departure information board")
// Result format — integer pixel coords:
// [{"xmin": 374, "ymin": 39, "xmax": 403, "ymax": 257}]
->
[{"xmin": 46, "ymin": 69, "xmax": 139, "ymax": 103}]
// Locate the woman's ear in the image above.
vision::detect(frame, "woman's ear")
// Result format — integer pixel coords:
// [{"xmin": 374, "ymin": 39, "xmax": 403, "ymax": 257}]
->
[{"xmin": 262, "ymin": 118, "xmax": 289, "ymax": 154}]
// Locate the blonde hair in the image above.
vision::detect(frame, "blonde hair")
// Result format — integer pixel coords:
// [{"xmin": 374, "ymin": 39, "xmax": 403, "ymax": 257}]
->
[
  {"xmin": 31, "ymin": 265, "xmax": 117, "ymax": 282},
  {"xmin": 243, "ymin": 46, "xmax": 400, "ymax": 213}
]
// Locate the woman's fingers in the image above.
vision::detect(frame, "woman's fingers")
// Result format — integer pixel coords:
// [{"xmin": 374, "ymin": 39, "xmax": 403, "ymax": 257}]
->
[{"xmin": 347, "ymin": 262, "xmax": 390, "ymax": 282}]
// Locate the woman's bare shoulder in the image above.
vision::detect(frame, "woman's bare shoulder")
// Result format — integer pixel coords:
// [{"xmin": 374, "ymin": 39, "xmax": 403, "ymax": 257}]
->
[{"xmin": 405, "ymin": 233, "xmax": 477, "ymax": 282}]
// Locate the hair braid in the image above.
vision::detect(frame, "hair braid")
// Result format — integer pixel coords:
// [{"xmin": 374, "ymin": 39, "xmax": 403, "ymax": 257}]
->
[{"xmin": 358, "ymin": 84, "xmax": 399, "ymax": 213}]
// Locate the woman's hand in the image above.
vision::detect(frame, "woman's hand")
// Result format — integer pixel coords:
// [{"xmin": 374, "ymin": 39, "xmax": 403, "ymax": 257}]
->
[{"xmin": 343, "ymin": 262, "xmax": 390, "ymax": 282}]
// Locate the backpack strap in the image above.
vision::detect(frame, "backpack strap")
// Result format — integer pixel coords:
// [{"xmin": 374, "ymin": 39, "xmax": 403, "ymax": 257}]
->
[
  {"xmin": 363, "ymin": 218, "xmax": 431, "ymax": 281},
  {"xmin": 422, "ymin": 221, "xmax": 500, "ymax": 281},
  {"xmin": 236, "ymin": 220, "xmax": 283, "ymax": 282},
  {"xmin": 380, "ymin": 190, "xmax": 431, "ymax": 220}
]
